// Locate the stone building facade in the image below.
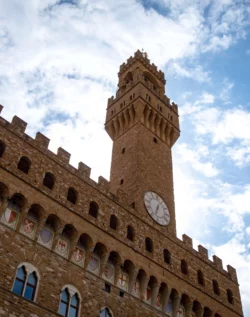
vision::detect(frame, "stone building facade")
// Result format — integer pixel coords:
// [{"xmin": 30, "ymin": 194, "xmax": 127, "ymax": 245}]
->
[{"xmin": 0, "ymin": 50, "xmax": 243, "ymax": 317}]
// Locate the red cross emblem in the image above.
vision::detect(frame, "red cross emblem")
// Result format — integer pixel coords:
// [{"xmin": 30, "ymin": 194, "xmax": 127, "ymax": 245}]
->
[
  {"xmin": 118, "ymin": 272, "xmax": 127, "ymax": 287},
  {"xmin": 133, "ymin": 280, "xmax": 140, "ymax": 296}
]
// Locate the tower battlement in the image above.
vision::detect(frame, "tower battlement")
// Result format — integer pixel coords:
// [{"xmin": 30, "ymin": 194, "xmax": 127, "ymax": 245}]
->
[
  {"xmin": 119, "ymin": 50, "xmax": 165, "ymax": 84},
  {"xmin": 0, "ymin": 51, "xmax": 243, "ymax": 317}
]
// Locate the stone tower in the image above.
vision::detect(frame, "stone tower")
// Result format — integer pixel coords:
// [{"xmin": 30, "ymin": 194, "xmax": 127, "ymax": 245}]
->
[
  {"xmin": 105, "ymin": 50, "xmax": 180, "ymax": 236},
  {"xmin": 0, "ymin": 51, "xmax": 244, "ymax": 317}
]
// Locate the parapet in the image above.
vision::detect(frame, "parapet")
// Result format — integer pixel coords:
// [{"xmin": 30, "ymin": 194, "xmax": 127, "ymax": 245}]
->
[
  {"xmin": 198, "ymin": 245, "xmax": 208, "ymax": 259},
  {"xmin": 11, "ymin": 116, "xmax": 27, "ymax": 135},
  {"xmin": 35, "ymin": 132, "xmax": 50, "ymax": 149},
  {"xmin": 98, "ymin": 176, "xmax": 110, "ymax": 193},
  {"xmin": 180, "ymin": 235, "xmax": 238, "ymax": 282},
  {"xmin": 119, "ymin": 50, "xmax": 166, "ymax": 84},
  {"xmin": 182, "ymin": 234, "xmax": 193, "ymax": 249},
  {"xmin": 0, "ymin": 106, "xmax": 111, "ymax": 196},
  {"xmin": 212, "ymin": 255, "xmax": 223, "ymax": 270}
]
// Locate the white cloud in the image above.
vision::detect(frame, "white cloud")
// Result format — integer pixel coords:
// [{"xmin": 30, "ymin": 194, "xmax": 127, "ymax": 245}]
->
[
  {"xmin": 176, "ymin": 143, "xmax": 219, "ymax": 177},
  {"xmin": 193, "ymin": 107, "xmax": 250, "ymax": 144},
  {"xmin": 1, "ymin": 0, "xmax": 250, "ymax": 315},
  {"xmin": 167, "ymin": 62, "xmax": 211, "ymax": 82}
]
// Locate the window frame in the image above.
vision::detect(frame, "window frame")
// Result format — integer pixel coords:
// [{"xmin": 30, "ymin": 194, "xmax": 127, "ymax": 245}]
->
[
  {"xmin": 59, "ymin": 285, "xmax": 81, "ymax": 317},
  {"xmin": 12, "ymin": 262, "xmax": 40, "ymax": 302}
]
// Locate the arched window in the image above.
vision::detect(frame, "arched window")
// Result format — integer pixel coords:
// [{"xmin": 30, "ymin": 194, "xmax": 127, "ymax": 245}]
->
[
  {"xmin": 197, "ymin": 270, "xmax": 205, "ymax": 286},
  {"xmin": 59, "ymin": 289, "xmax": 70, "ymax": 316},
  {"xmin": 100, "ymin": 308, "xmax": 112, "ymax": 317},
  {"xmin": 181, "ymin": 260, "xmax": 188, "ymax": 275},
  {"xmin": 0, "ymin": 141, "xmax": 6, "ymax": 157},
  {"xmin": 89, "ymin": 201, "xmax": 98, "ymax": 218},
  {"xmin": 12, "ymin": 263, "xmax": 38, "ymax": 301},
  {"xmin": 43, "ymin": 172, "xmax": 55, "ymax": 190},
  {"xmin": 164, "ymin": 249, "xmax": 171, "ymax": 264},
  {"xmin": 17, "ymin": 156, "xmax": 31, "ymax": 174},
  {"xmin": 109, "ymin": 215, "xmax": 118, "ymax": 230},
  {"xmin": 59, "ymin": 286, "xmax": 80, "ymax": 317},
  {"xmin": 67, "ymin": 187, "xmax": 77, "ymax": 205},
  {"xmin": 145, "ymin": 237, "xmax": 153, "ymax": 253},
  {"xmin": 227, "ymin": 289, "xmax": 234, "ymax": 304},
  {"xmin": 213, "ymin": 280, "xmax": 220, "ymax": 296},
  {"xmin": 127, "ymin": 225, "xmax": 134, "ymax": 241},
  {"xmin": 13, "ymin": 266, "xmax": 26, "ymax": 296}
]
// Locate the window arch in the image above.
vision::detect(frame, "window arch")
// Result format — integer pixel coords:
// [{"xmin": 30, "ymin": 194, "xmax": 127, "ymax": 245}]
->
[
  {"xmin": 59, "ymin": 285, "xmax": 81, "ymax": 317},
  {"xmin": 100, "ymin": 307, "xmax": 113, "ymax": 317},
  {"xmin": 227, "ymin": 289, "xmax": 234, "ymax": 304},
  {"xmin": 43, "ymin": 172, "xmax": 55, "ymax": 190},
  {"xmin": 145, "ymin": 237, "xmax": 153, "ymax": 253},
  {"xmin": 67, "ymin": 187, "xmax": 78, "ymax": 205},
  {"xmin": 89, "ymin": 201, "xmax": 99, "ymax": 218},
  {"xmin": 109, "ymin": 215, "xmax": 118, "ymax": 230},
  {"xmin": 164, "ymin": 249, "xmax": 171, "ymax": 264},
  {"xmin": 127, "ymin": 225, "xmax": 134, "ymax": 241},
  {"xmin": 197, "ymin": 270, "xmax": 205, "ymax": 286},
  {"xmin": 17, "ymin": 156, "xmax": 31, "ymax": 174},
  {"xmin": 212, "ymin": 279, "xmax": 220, "ymax": 296},
  {"xmin": 181, "ymin": 260, "xmax": 188, "ymax": 275},
  {"xmin": 12, "ymin": 263, "xmax": 39, "ymax": 301},
  {"xmin": 0, "ymin": 141, "xmax": 6, "ymax": 157}
]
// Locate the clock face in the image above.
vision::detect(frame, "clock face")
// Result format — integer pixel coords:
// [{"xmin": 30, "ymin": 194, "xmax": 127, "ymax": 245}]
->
[{"xmin": 144, "ymin": 191, "xmax": 170, "ymax": 226}]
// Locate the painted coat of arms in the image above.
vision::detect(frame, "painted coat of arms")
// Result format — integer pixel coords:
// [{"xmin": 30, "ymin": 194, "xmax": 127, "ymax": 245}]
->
[
  {"xmin": 176, "ymin": 306, "xmax": 185, "ymax": 317},
  {"xmin": 166, "ymin": 299, "xmax": 172, "ymax": 316},
  {"xmin": 117, "ymin": 272, "xmax": 128, "ymax": 291},
  {"xmin": 155, "ymin": 294, "xmax": 162, "ymax": 309},
  {"xmin": 103, "ymin": 262, "xmax": 115, "ymax": 283},
  {"xmin": 87, "ymin": 254, "xmax": 100, "ymax": 274},
  {"xmin": 1, "ymin": 208, "xmax": 19, "ymax": 229},
  {"xmin": 20, "ymin": 217, "xmax": 36, "ymax": 239},
  {"xmin": 55, "ymin": 238, "xmax": 69, "ymax": 258},
  {"xmin": 71, "ymin": 247, "xmax": 85, "ymax": 266},
  {"xmin": 37, "ymin": 226, "xmax": 54, "ymax": 249},
  {"xmin": 132, "ymin": 280, "xmax": 140, "ymax": 297},
  {"xmin": 145, "ymin": 287, "xmax": 151, "ymax": 303}
]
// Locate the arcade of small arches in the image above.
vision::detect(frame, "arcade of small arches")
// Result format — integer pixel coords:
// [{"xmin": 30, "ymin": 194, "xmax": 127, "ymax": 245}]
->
[{"xmin": 0, "ymin": 184, "xmax": 234, "ymax": 317}]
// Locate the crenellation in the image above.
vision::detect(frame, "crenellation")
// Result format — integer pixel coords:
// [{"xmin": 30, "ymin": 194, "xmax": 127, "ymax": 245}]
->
[
  {"xmin": 182, "ymin": 234, "xmax": 193, "ymax": 249},
  {"xmin": 227, "ymin": 265, "xmax": 238, "ymax": 283},
  {"xmin": 0, "ymin": 51, "xmax": 243, "ymax": 317},
  {"xmin": 198, "ymin": 245, "xmax": 209, "ymax": 259},
  {"xmin": 98, "ymin": 176, "xmax": 110, "ymax": 193},
  {"xmin": 57, "ymin": 147, "xmax": 71, "ymax": 164},
  {"xmin": 11, "ymin": 116, "xmax": 27, "ymax": 135},
  {"xmin": 213, "ymin": 255, "xmax": 223, "ymax": 271},
  {"xmin": 35, "ymin": 132, "xmax": 50, "ymax": 149},
  {"xmin": 78, "ymin": 161, "xmax": 91, "ymax": 178}
]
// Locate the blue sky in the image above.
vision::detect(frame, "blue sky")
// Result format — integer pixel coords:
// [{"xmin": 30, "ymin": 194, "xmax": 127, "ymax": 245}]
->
[{"xmin": 0, "ymin": 0, "xmax": 250, "ymax": 314}]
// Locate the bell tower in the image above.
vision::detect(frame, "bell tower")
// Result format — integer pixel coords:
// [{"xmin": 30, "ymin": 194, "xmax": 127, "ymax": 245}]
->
[{"xmin": 105, "ymin": 50, "xmax": 180, "ymax": 236}]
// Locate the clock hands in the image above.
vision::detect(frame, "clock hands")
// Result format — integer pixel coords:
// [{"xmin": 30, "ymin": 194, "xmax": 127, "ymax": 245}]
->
[{"xmin": 155, "ymin": 203, "xmax": 160, "ymax": 214}]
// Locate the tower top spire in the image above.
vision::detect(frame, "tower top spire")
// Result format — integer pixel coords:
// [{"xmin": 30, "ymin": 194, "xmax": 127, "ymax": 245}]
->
[{"xmin": 119, "ymin": 49, "xmax": 166, "ymax": 84}]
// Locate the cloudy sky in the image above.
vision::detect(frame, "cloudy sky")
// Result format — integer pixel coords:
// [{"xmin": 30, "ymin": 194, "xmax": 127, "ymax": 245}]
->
[{"xmin": 1, "ymin": 0, "xmax": 250, "ymax": 314}]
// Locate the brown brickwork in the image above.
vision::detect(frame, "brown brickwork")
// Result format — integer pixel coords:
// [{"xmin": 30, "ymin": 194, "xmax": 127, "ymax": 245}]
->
[{"xmin": 0, "ymin": 51, "xmax": 243, "ymax": 317}]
